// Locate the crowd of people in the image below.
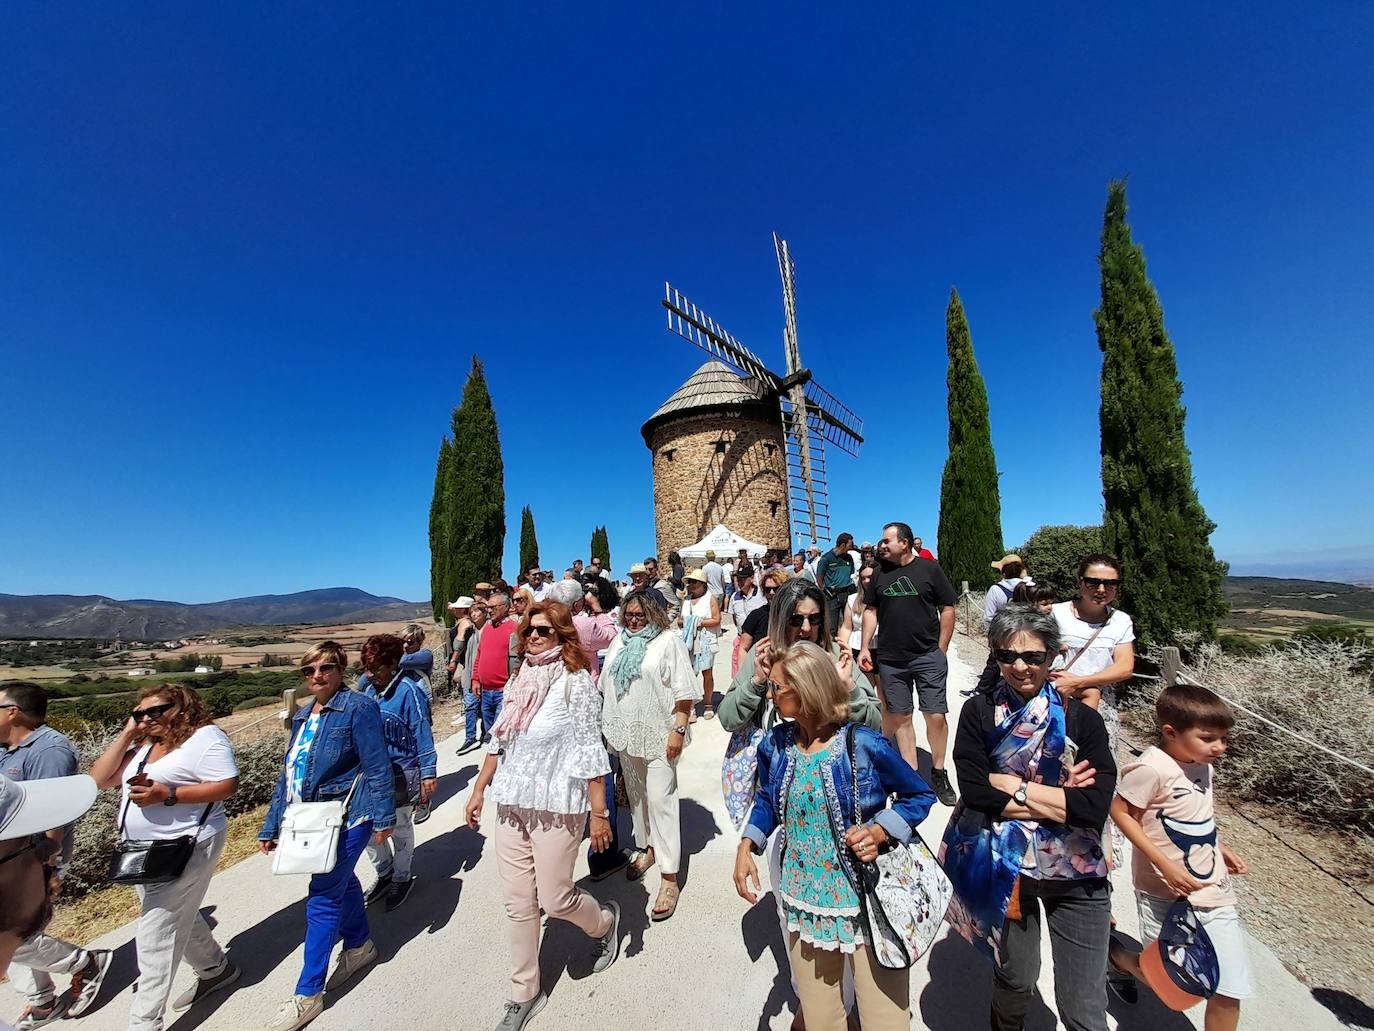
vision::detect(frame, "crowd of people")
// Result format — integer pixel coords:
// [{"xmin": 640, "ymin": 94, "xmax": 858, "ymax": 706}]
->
[{"xmin": 0, "ymin": 524, "xmax": 1255, "ymax": 1031}]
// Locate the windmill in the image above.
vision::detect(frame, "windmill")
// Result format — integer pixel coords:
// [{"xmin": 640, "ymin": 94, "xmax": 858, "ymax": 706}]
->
[{"xmin": 661, "ymin": 234, "xmax": 864, "ymax": 546}]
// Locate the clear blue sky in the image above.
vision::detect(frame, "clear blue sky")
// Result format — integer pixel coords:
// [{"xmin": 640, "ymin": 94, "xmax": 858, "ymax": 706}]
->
[{"xmin": 2, "ymin": 3, "xmax": 1370, "ymax": 603}]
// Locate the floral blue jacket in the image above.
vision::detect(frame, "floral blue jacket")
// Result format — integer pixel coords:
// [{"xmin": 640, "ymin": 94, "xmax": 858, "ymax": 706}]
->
[
  {"xmin": 743, "ymin": 723, "xmax": 937, "ymax": 878},
  {"xmin": 259, "ymin": 688, "xmax": 397, "ymax": 841}
]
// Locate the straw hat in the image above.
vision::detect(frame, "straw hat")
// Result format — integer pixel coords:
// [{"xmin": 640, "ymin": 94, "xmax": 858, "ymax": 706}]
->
[
  {"xmin": 684, "ymin": 568, "xmax": 709, "ymax": 585},
  {"xmin": 990, "ymin": 553, "xmax": 1024, "ymax": 571},
  {"xmin": 448, "ymin": 596, "xmax": 474, "ymax": 610}
]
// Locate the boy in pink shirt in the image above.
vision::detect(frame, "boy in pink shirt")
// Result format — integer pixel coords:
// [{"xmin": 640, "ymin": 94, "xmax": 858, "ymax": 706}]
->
[{"xmin": 1109, "ymin": 683, "xmax": 1254, "ymax": 1030}]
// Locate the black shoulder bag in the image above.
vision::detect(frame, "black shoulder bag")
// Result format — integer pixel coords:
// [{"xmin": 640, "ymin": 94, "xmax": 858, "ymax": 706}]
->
[{"xmin": 108, "ymin": 749, "xmax": 213, "ymax": 885}]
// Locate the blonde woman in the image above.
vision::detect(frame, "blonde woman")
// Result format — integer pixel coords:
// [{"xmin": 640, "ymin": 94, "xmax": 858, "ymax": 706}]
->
[
  {"xmin": 88, "ymin": 683, "xmax": 240, "ymax": 1031},
  {"xmin": 733, "ymin": 642, "xmax": 936, "ymax": 1031},
  {"xmin": 680, "ymin": 569, "xmax": 722, "ymax": 720}
]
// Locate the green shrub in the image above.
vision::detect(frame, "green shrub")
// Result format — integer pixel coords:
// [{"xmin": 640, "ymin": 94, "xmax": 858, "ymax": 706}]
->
[
  {"xmin": 233, "ymin": 695, "xmax": 280, "ymax": 711},
  {"xmin": 1218, "ymin": 633, "xmax": 1264, "ymax": 657},
  {"xmin": 1017, "ymin": 524, "xmax": 1103, "ymax": 599}
]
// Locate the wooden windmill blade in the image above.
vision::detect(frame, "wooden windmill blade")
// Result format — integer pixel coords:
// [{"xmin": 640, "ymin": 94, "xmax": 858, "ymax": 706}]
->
[
  {"xmin": 662, "ymin": 283, "xmax": 780, "ymax": 390},
  {"xmin": 801, "ymin": 379, "xmax": 865, "ymax": 456},
  {"xmin": 773, "ymin": 233, "xmax": 823, "ymax": 544}
]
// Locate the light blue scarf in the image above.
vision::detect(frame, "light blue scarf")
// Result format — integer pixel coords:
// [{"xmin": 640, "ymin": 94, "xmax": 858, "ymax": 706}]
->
[{"xmin": 607, "ymin": 624, "xmax": 662, "ymax": 702}]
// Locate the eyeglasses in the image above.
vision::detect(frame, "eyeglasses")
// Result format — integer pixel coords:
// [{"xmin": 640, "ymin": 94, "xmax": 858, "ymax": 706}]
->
[
  {"xmin": 762, "ymin": 586, "xmax": 778, "ymax": 596},
  {"xmin": 623, "ymin": 612, "xmax": 647, "ymax": 623},
  {"xmin": 0, "ymin": 703, "xmax": 20, "ymax": 712},
  {"xmin": 363, "ymin": 664, "xmax": 395, "ymax": 677},
  {"xmin": 1081, "ymin": 577, "xmax": 1121, "ymax": 589},
  {"xmin": 993, "ymin": 649, "xmax": 1050, "ymax": 667},
  {"xmin": 522, "ymin": 625, "xmax": 557, "ymax": 639},
  {"xmin": 788, "ymin": 614, "xmax": 822, "ymax": 628},
  {"xmin": 300, "ymin": 662, "xmax": 339, "ymax": 678},
  {"xmin": 0, "ymin": 835, "xmax": 59, "ymax": 868},
  {"xmin": 130, "ymin": 702, "xmax": 176, "ymax": 723}
]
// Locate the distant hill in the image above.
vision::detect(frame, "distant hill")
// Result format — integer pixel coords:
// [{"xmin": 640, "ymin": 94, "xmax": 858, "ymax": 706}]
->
[
  {"xmin": 1223, "ymin": 576, "xmax": 1374, "ymax": 619},
  {"xmin": 0, "ymin": 588, "xmax": 429, "ymax": 640}
]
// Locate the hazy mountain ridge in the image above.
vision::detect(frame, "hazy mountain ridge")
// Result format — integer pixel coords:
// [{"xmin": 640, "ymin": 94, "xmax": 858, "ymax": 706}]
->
[
  {"xmin": 0, "ymin": 588, "xmax": 428, "ymax": 639},
  {"xmin": 1222, "ymin": 576, "xmax": 1374, "ymax": 618}
]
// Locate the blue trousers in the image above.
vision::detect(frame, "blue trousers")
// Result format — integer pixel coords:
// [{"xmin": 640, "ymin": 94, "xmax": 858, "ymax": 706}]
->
[
  {"xmin": 479, "ymin": 688, "xmax": 504, "ymax": 739},
  {"xmin": 587, "ymin": 753, "xmax": 622, "ymax": 877},
  {"xmin": 463, "ymin": 684, "xmax": 480, "ymax": 742},
  {"xmin": 298, "ymin": 821, "xmax": 373, "ymax": 996}
]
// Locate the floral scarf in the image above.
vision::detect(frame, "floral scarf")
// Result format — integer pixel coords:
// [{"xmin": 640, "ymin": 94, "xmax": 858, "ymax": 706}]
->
[
  {"xmin": 606, "ymin": 624, "xmax": 662, "ymax": 702},
  {"xmin": 489, "ymin": 646, "xmax": 566, "ymax": 743},
  {"xmin": 939, "ymin": 682, "xmax": 1071, "ymax": 960}
]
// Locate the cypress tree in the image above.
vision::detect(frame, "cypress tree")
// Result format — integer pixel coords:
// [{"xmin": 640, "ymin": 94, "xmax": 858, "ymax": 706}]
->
[
  {"xmin": 1096, "ymin": 181, "xmax": 1226, "ymax": 644},
  {"xmin": 445, "ymin": 356, "xmax": 506, "ymax": 607},
  {"xmin": 427, "ymin": 437, "xmax": 454, "ymax": 621},
  {"xmin": 590, "ymin": 526, "xmax": 610, "ymax": 570},
  {"xmin": 519, "ymin": 505, "xmax": 540, "ymax": 576},
  {"xmin": 937, "ymin": 287, "xmax": 1004, "ymax": 593}
]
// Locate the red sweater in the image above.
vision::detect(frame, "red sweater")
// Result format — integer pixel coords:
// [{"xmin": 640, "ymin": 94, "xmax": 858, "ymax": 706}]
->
[{"xmin": 474, "ymin": 618, "xmax": 518, "ymax": 690}]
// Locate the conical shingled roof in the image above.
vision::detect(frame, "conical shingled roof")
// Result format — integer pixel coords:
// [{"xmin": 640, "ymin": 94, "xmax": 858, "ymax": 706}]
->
[{"xmin": 640, "ymin": 361, "xmax": 776, "ymax": 445}]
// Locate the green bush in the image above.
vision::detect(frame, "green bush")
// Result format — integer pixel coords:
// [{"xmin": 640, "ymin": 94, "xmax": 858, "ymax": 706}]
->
[
  {"xmin": 1017, "ymin": 524, "xmax": 1103, "ymax": 599},
  {"xmin": 1218, "ymin": 633, "xmax": 1264, "ymax": 657},
  {"xmin": 233, "ymin": 695, "xmax": 280, "ymax": 711}
]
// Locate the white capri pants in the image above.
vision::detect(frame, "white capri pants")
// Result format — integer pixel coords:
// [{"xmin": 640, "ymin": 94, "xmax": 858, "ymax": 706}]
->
[{"xmin": 618, "ymin": 753, "xmax": 682, "ymax": 875}]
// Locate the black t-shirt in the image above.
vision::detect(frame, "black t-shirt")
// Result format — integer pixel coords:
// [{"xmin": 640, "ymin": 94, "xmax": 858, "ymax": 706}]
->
[
  {"xmin": 740, "ymin": 603, "xmax": 771, "ymax": 643},
  {"xmin": 863, "ymin": 557, "xmax": 957, "ymax": 662}
]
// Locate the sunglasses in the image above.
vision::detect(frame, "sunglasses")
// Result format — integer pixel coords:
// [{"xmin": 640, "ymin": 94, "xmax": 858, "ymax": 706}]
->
[
  {"xmin": 787, "ymin": 614, "xmax": 822, "ymax": 628},
  {"xmin": 762, "ymin": 585, "xmax": 779, "ymax": 596},
  {"xmin": 0, "ymin": 834, "xmax": 60, "ymax": 868},
  {"xmin": 131, "ymin": 701, "xmax": 176, "ymax": 723},
  {"xmin": 300, "ymin": 662, "xmax": 339, "ymax": 678},
  {"xmin": 623, "ymin": 611, "xmax": 648, "ymax": 622},
  {"xmin": 993, "ymin": 649, "xmax": 1050, "ymax": 667},
  {"xmin": 1081, "ymin": 577, "xmax": 1121, "ymax": 589},
  {"xmin": 522, "ymin": 625, "xmax": 557, "ymax": 639}
]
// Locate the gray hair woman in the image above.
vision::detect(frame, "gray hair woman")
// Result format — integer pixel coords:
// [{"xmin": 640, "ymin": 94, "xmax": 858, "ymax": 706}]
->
[
  {"xmin": 598, "ymin": 589, "xmax": 697, "ymax": 920},
  {"xmin": 941, "ymin": 605, "xmax": 1116, "ymax": 1031}
]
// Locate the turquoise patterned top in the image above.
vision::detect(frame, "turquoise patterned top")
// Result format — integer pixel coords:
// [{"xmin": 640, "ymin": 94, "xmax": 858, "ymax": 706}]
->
[{"xmin": 779, "ymin": 745, "xmax": 863, "ymax": 952}]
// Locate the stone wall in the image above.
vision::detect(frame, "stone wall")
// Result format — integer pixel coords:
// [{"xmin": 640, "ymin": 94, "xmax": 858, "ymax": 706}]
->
[{"xmin": 647, "ymin": 411, "xmax": 791, "ymax": 559}]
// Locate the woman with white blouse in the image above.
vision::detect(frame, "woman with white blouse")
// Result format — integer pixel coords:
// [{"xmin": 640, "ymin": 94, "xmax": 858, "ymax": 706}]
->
[
  {"xmin": 464, "ymin": 601, "xmax": 621, "ymax": 1031},
  {"xmin": 600, "ymin": 590, "xmax": 698, "ymax": 921}
]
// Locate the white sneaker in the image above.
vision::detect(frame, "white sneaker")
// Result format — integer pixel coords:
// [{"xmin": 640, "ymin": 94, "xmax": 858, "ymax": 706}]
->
[
  {"xmin": 324, "ymin": 939, "xmax": 378, "ymax": 991},
  {"xmin": 265, "ymin": 994, "xmax": 323, "ymax": 1031}
]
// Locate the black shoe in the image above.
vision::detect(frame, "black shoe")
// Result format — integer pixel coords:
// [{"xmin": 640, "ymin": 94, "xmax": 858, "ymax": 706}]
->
[
  {"xmin": 930, "ymin": 768, "xmax": 958, "ymax": 807},
  {"xmin": 457, "ymin": 737, "xmax": 480, "ymax": 755},
  {"xmin": 364, "ymin": 873, "xmax": 393, "ymax": 907},
  {"xmin": 588, "ymin": 851, "xmax": 629, "ymax": 882},
  {"xmin": 413, "ymin": 799, "xmax": 432, "ymax": 824},
  {"xmin": 385, "ymin": 877, "xmax": 414, "ymax": 912}
]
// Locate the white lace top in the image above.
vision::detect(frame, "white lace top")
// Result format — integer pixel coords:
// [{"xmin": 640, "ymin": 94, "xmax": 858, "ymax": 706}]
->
[
  {"xmin": 600, "ymin": 631, "xmax": 699, "ymax": 760},
  {"xmin": 487, "ymin": 667, "xmax": 611, "ymax": 815}
]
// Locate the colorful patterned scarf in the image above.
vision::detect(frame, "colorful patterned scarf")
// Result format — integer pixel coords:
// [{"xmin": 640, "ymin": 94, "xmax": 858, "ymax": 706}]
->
[
  {"xmin": 489, "ymin": 646, "xmax": 566, "ymax": 743},
  {"xmin": 939, "ymin": 682, "xmax": 1067, "ymax": 960}
]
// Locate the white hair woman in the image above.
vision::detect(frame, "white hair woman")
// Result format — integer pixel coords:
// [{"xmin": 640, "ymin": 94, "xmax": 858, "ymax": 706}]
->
[{"xmin": 599, "ymin": 589, "xmax": 697, "ymax": 920}]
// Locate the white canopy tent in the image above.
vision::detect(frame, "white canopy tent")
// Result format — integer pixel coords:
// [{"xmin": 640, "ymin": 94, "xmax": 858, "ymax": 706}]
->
[{"xmin": 677, "ymin": 524, "xmax": 771, "ymax": 565}]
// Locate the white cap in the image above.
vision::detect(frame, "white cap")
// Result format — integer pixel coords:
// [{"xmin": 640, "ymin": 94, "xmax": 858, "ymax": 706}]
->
[
  {"xmin": 0, "ymin": 775, "xmax": 97, "ymax": 841},
  {"xmin": 448, "ymin": 597, "xmax": 474, "ymax": 610}
]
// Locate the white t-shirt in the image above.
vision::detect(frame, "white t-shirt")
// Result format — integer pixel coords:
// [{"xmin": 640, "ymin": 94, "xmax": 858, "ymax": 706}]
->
[
  {"xmin": 120, "ymin": 725, "xmax": 238, "ymax": 841},
  {"xmin": 1051, "ymin": 601, "xmax": 1135, "ymax": 679}
]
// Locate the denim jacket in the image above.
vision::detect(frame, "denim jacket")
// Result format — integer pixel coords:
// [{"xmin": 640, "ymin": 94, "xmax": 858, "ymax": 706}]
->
[
  {"xmin": 360, "ymin": 670, "xmax": 437, "ymax": 780},
  {"xmin": 743, "ymin": 723, "xmax": 936, "ymax": 887},
  {"xmin": 259, "ymin": 688, "xmax": 397, "ymax": 841}
]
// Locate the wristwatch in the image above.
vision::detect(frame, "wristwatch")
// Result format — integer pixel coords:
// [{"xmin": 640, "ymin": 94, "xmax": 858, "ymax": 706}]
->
[
  {"xmin": 1013, "ymin": 781, "xmax": 1028, "ymax": 806},
  {"xmin": 672, "ymin": 724, "xmax": 688, "ymax": 736},
  {"xmin": 163, "ymin": 786, "xmax": 179, "ymax": 807},
  {"xmin": 591, "ymin": 809, "xmax": 610, "ymax": 820}
]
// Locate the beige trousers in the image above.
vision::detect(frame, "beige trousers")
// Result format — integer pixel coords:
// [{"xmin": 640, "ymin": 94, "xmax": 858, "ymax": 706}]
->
[
  {"xmin": 494, "ymin": 805, "xmax": 612, "ymax": 1004},
  {"xmin": 617, "ymin": 752, "xmax": 681, "ymax": 875},
  {"xmin": 788, "ymin": 934, "xmax": 909, "ymax": 1031}
]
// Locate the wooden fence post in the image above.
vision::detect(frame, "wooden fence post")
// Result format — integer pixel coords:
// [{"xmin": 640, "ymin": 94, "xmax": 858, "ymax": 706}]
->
[
  {"xmin": 1161, "ymin": 646, "xmax": 1181, "ymax": 687},
  {"xmin": 280, "ymin": 688, "xmax": 298, "ymax": 732},
  {"xmin": 961, "ymin": 582, "xmax": 971, "ymax": 636}
]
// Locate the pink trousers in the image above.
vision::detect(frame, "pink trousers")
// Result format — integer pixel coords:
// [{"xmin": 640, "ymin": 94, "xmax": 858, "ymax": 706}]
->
[{"xmin": 495, "ymin": 805, "xmax": 612, "ymax": 1003}]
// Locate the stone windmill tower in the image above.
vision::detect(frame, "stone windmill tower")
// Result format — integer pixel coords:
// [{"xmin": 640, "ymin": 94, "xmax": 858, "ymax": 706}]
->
[{"xmin": 641, "ymin": 361, "xmax": 791, "ymax": 559}]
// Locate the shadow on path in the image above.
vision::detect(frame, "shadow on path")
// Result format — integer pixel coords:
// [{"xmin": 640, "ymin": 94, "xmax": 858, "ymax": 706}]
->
[{"xmin": 741, "ymin": 891, "xmax": 795, "ymax": 1031}]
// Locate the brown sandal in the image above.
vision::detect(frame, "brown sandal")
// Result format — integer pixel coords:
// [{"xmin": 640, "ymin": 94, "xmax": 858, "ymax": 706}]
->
[
  {"xmin": 651, "ymin": 881, "xmax": 680, "ymax": 921},
  {"xmin": 627, "ymin": 849, "xmax": 655, "ymax": 881}
]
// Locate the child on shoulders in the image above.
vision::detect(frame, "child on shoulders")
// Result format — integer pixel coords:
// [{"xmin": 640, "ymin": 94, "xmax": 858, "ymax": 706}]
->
[{"xmin": 1108, "ymin": 682, "xmax": 1255, "ymax": 1031}]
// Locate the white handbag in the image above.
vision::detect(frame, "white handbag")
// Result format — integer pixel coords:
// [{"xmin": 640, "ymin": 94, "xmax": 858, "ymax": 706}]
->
[{"xmin": 272, "ymin": 775, "xmax": 361, "ymax": 877}]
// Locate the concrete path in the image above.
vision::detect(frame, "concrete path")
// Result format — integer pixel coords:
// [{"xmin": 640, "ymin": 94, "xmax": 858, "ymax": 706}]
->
[{"xmin": 8, "ymin": 634, "xmax": 1341, "ymax": 1030}]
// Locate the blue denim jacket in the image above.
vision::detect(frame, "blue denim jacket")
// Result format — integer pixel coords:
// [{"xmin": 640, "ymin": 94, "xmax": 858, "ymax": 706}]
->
[
  {"xmin": 743, "ymin": 723, "xmax": 936, "ymax": 879},
  {"xmin": 259, "ymin": 688, "xmax": 397, "ymax": 841},
  {"xmin": 360, "ymin": 670, "xmax": 437, "ymax": 780}
]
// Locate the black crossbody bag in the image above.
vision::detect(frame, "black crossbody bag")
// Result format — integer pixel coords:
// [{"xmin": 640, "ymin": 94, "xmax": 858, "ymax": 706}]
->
[{"xmin": 108, "ymin": 749, "xmax": 212, "ymax": 885}]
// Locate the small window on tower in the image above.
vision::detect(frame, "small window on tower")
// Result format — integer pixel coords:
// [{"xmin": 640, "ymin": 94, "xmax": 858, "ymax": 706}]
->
[
  {"xmin": 769, "ymin": 500, "xmax": 781, "ymax": 516},
  {"xmin": 661, "ymin": 448, "xmax": 675, "ymax": 461},
  {"xmin": 714, "ymin": 440, "xmax": 728, "ymax": 455}
]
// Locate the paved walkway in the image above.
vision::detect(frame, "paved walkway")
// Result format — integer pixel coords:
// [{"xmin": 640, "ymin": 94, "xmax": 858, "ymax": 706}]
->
[{"xmin": 8, "ymin": 634, "xmax": 1341, "ymax": 1030}]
